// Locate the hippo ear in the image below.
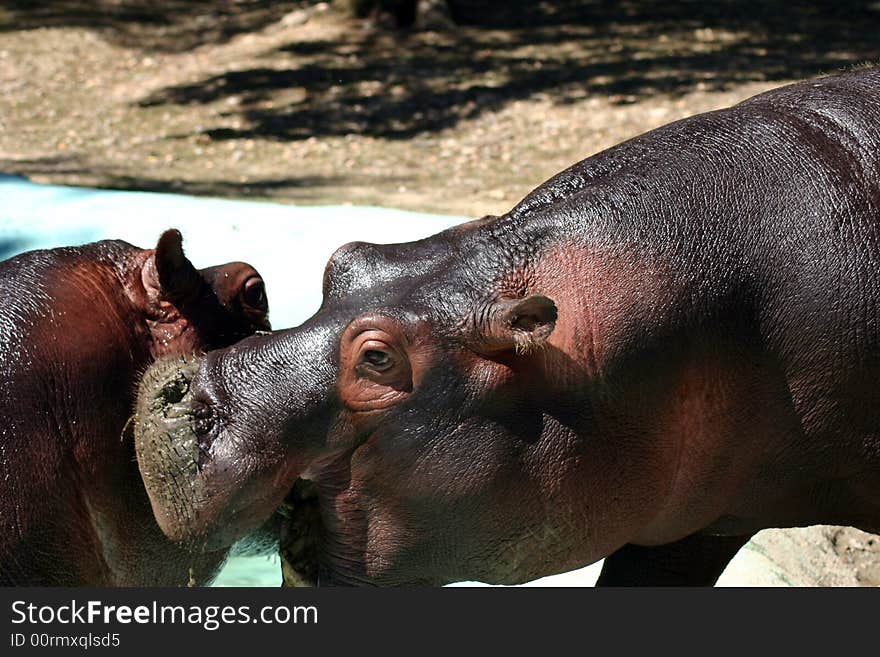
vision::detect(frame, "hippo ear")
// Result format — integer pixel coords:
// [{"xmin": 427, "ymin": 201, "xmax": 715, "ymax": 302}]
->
[
  {"xmin": 153, "ymin": 229, "xmax": 203, "ymax": 303},
  {"xmin": 478, "ymin": 295, "xmax": 558, "ymax": 354}
]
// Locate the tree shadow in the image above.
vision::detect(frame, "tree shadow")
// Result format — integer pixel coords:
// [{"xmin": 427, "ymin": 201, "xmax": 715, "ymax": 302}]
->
[
  {"xmin": 84, "ymin": 173, "xmax": 349, "ymax": 198},
  {"xmin": 0, "ymin": 155, "xmax": 347, "ymax": 200},
  {"xmin": 0, "ymin": 0, "xmax": 313, "ymax": 52},
  {"xmin": 136, "ymin": 1, "xmax": 880, "ymax": 141}
]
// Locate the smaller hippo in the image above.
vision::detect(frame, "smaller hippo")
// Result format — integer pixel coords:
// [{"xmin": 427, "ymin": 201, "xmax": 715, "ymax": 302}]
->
[{"xmin": 0, "ymin": 230, "xmax": 269, "ymax": 586}]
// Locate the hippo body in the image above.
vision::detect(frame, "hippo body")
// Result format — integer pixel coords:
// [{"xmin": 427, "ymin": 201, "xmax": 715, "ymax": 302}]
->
[
  {"xmin": 0, "ymin": 232, "xmax": 269, "ymax": 586},
  {"xmin": 136, "ymin": 67, "xmax": 880, "ymax": 586}
]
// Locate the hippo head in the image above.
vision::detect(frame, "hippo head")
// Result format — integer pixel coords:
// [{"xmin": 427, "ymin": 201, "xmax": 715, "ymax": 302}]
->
[
  {"xmin": 135, "ymin": 228, "xmax": 270, "ymax": 358},
  {"xmin": 134, "ymin": 218, "xmax": 684, "ymax": 585}
]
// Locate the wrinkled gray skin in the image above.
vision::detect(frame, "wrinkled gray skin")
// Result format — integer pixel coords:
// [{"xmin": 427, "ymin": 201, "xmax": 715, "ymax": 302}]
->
[{"xmin": 136, "ymin": 68, "xmax": 880, "ymax": 586}]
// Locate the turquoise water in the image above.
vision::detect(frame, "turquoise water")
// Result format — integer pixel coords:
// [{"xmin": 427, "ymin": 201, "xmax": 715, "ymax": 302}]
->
[
  {"xmin": 213, "ymin": 556, "xmax": 604, "ymax": 587},
  {"xmin": 212, "ymin": 556, "xmax": 282, "ymax": 587}
]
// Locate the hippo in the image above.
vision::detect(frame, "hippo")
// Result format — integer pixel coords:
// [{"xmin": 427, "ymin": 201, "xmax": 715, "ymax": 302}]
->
[
  {"xmin": 0, "ymin": 230, "xmax": 269, "ymax": 586},
  {"xmin": 135, "ymin": 67, "xmax": 880, "ymax": 586}
]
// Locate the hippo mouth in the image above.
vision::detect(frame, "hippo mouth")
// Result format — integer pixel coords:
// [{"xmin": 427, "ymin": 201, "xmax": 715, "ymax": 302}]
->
[{"xmin": 278, "ymin": 479, "xmax": 322, "ymax": 587}]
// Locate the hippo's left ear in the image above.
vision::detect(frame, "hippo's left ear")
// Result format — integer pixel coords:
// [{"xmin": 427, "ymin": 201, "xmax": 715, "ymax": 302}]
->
[
  {"xmin": 477, "ymin": 295, "xmax": 558, "ymax": 354},
  {"xmin": 151, "ymin": 229, "xmax": 203, "ymax": 303}
]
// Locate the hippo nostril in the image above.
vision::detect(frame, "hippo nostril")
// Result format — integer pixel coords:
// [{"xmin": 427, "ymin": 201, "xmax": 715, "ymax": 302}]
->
[
  {"xmin": 193, "ymin": 404, "xmax": 213, "ymax": 420},
  {"xmin": 159, "ymin": 374, "xmax": 190, "ymax": 404},
  {"xmin": 192, "ymin": 402, "xmax": 215, "ymax": 436},
  {"xmin": 194, "ymin": 417, "xmax": 214, "ymax": 436}
]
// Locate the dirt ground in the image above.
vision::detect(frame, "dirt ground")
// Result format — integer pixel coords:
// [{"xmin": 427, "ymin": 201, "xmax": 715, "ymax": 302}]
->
[
  {"xmin": 2, "ymin": 1, "xmax": 880, "ymax": 585},
  {"xmin": 2, "ymin": 1, "xmax": 879, "ymax": 217}
]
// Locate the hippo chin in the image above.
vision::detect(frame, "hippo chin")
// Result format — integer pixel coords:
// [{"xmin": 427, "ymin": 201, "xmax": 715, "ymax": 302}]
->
[{"xmin": 136, "ymin": 67, "xmax": 880, "ymax": 586}]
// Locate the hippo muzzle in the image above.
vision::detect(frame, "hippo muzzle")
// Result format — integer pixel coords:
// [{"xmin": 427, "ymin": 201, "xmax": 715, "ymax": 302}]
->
[
  {"xmin": 134, "ymin": 328, "xmax": 335, "ymax": 582},
  {"xmin": 134, "ymin": 354, "xmax": 227, "ymax": 547}
]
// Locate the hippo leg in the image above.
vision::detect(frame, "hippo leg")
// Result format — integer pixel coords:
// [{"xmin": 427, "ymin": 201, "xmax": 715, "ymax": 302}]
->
[{"xmin": 595, "ymin": 533, "xmax": 752, "ymax": 586}]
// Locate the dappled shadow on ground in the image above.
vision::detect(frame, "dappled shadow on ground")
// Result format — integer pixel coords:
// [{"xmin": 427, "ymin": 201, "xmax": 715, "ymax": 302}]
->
[
  {"xmin": 0, "ymin": 0, "xmax": 312, "ymax": 52},
  {"xmin": 0, "ymin": 156, "xmax": 345, "ymax": 200},
  {"xmin": 5, "ymin": 2, "xmax": 880, "ymax": 202},
  {"xmin": 137, "ymin": 1, "xmax": 880, "ymax": 141}
]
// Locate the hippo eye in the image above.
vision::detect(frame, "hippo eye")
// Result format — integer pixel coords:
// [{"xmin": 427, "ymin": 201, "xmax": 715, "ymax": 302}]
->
[
  {"xmin": 242, "ymin": 277, "xmax": 267, "ymax": 310},
  {"xmin": 362, "ymin": 349, "xmax": 391, "ymax": 369},
  {"xmin": 356, "ymin": 343, "xmax": 397, "ymax": 376},
  {"xmin": 345, "ymin": 327, "xmax": 413, "ymax": 400}
]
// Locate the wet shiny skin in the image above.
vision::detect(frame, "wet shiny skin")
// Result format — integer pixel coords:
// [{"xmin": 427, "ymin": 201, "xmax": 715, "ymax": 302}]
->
[{"xmin": 138, "ymin": 68, "xmax": 880, "ymax": 586}]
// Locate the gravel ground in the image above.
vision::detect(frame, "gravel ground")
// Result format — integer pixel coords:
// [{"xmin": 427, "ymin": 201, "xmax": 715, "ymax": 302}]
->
[{"xmin": 3, "ymin": 2, "xmax": 878, "ymax": 217}]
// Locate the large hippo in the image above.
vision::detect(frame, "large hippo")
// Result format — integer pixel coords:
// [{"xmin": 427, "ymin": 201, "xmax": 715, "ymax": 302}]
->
[
  {"xmin": 135, "ymin": 67, "xmax": 880, "ymax": 586},
  {"xmin": 0, "ymin": 230, "xmax": 269, "ymax": 586}
]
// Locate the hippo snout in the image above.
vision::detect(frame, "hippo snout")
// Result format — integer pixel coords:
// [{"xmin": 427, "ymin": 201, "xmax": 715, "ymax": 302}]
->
[
  {"xmin": 134, "ymin": 352, "xmax": 283, "ymax": 552},
  {"xmin": 134, "ymin": 355, "xmax": 216, "ymax": 542}
]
